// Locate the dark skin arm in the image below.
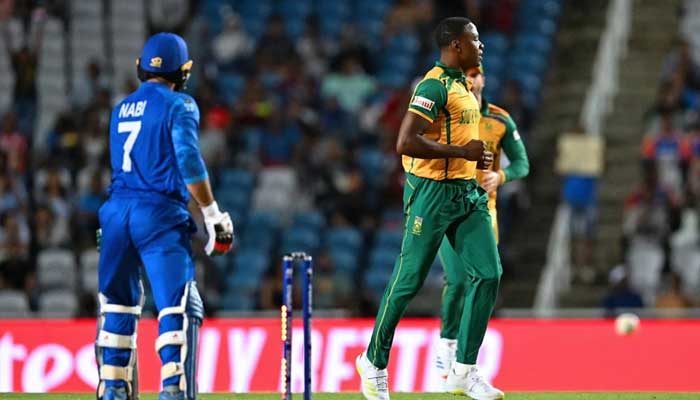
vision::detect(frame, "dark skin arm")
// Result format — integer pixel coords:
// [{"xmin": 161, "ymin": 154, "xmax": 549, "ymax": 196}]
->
[
  {"xmin": 396, "ymin": 112, "xmax": 493, "ymax": 168},
  {"xmin": 187, "ymin": 179, "xmax": 215, "ymax": 208}
]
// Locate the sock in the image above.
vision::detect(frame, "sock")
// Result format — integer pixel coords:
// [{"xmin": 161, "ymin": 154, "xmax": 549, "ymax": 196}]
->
[{"xmin": 453, "ymin": 362, "xmax": 474, "ymax": 375}]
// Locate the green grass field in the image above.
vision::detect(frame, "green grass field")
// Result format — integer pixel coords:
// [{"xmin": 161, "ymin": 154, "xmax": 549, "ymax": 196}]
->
[{"xmin": 2, "ymin": 394, "xmax": 698, "ymax": 400}]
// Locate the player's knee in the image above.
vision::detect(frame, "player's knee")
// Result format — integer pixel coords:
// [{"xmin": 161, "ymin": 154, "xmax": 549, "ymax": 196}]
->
[
  {"xmin": 481, "ymin": 267, "xmax": 502, "ymax": 283},
  {"xmin": 446, "ymin": 280, "xmax": 468, "ymax": 297}
]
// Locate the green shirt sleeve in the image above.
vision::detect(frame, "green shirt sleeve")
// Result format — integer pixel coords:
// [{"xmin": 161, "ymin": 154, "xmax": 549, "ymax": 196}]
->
[
  {"xmin": 501, "ymin": 115, "xmax": 530, "ymax": 183},
  {"xmin": 407, "ymin": 78, "xmax": 447, "ymax": 122}
]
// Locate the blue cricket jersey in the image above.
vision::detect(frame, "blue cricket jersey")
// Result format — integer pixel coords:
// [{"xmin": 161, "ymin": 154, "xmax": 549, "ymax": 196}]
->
[{"xmin": 108, "ymin": 81, "xmax": 208, "ymax": 205}]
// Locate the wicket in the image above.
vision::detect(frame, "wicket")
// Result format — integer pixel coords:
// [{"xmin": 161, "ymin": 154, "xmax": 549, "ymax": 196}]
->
[{"xmin": 281, "ymin": 252, "xmax": 313, "ymax": 400}]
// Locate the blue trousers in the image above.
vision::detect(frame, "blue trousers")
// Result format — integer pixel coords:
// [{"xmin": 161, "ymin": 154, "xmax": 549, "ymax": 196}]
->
[{"xmin": 98, "ymin": 195, "xmax": 196, "ymax": 388}]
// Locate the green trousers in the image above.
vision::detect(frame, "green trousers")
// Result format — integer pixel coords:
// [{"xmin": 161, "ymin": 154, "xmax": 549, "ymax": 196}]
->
[{"xmin": 367, "ymin": 173, "xmax": 502, "ymax": 368}]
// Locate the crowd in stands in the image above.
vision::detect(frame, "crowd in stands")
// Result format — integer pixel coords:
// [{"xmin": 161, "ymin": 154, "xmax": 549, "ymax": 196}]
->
[
  {"xmin": 605, "ymin": 0, "xmax": 700, "ymax": 315},
  {"xmin": 0, "ymin": 0, "xmax": 561, "ymax": 317}
]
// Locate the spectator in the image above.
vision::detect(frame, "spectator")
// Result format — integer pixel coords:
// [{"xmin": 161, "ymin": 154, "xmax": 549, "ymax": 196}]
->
[
  {"xmin": 75, "ymin": 171, "xmax": 106, "ymax": 245},
  {"xmin": 655, "ymin": 272, "xmax": 692, "ymax": 309},
  {"xmin": 296, "ymin": 16, "xmax": 330, "ymax": 79},
  {"xmin": 501, "ymin": 80, "xmax": 534, "ymax": 137},
  {"xmin": 256, "ymin": 14, "xmax": 298, "ymax": 70},
  {"xmin": 81, "ymin": 112, "xmax": 107, "ymax": 168},
  {"xmin": 601, "ymin": 265, "xmax": 644, "ymax": 317},
  {"xmin": 0, "ymin": 213, "xmax": 30, "ymax": 261},
  {"xmin": 321, "ymin": 55, "xmax": 376, "ymax": 115},
  {"xmin": 4, "ymin": 7, "xmax": 45, "ymax": 135},
  {"xmin": 556, "ymin": 130, "xmax": 605, "ymax": 283},
  {"xmin": 0, "ymin": 173, "xmax": 27, "ymax": 215},
  {"xmin": 0, "ymin": 112, "xmax": 28, "ymax": 174},
  {"xmin": 260, "ymin": 112, "xmax": 301, "ymax": 166},
  {"xmin": 148, "ymin": 0, "xmax": 189, "ymax": 32},
  {"xmin": 72, "ymin": 60, "xmax": 109, "ymax": 110},
  {"xmin": 623, "ymin": 164, "xmax": 681, "ymax": 274},
  {"xmin": 212, "ymin": 9, "xmax": 252, "ymax": 70},
  {"xmin": 34, "ymin": 204, "xmax": 70, "ymax": 249},
  {"xmin": 641, "ymin": 109, "xmax": 683, "ymax": 195}
]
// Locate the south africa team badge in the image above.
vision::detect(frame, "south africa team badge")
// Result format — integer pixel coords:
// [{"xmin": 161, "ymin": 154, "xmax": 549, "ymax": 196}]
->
[{"xmin": 412, "ymin": 216, "xmax": 423, "ymax": 235}]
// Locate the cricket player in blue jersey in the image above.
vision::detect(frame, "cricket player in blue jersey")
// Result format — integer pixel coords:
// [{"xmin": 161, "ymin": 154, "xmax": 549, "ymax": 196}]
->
[{"xmin": 96, "ymin": 33, "xmax": 234, "ymax": 400}]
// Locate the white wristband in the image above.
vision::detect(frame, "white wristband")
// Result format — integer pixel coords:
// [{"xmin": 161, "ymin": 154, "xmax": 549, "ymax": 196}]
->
[{"xmin": 201, "ymin": 201, "xmax": 221, "ymax": 220}]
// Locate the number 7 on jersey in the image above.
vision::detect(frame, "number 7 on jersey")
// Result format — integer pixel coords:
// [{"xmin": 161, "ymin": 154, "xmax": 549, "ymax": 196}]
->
[{"xmin": 118, "ymin": 121, "xmax": 142, "ymax": 172}]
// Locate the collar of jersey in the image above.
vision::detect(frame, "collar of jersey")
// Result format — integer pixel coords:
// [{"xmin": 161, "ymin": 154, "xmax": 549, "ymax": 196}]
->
[
  {"xmin": 435, "ymin": 61, "xmax": 465, "ymax": 79},
  {"xmin": 481, "ymin": 98, "xmax": 490, "ymax": 114}
]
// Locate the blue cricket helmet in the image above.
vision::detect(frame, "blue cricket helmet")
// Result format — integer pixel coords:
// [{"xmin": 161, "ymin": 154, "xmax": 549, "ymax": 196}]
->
[{"xmin": 137, "ymin": 32, "xmax": 193, "ymax": 90}]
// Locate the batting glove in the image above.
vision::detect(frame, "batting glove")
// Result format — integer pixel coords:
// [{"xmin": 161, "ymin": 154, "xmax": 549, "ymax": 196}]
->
[{"xmin": 201, "ymin": 201, "xmax": 234, "ymax": 256}]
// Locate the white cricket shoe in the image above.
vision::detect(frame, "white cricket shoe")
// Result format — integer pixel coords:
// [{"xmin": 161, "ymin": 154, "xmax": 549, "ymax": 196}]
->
[
  {"xmin": 356, "ymin": 352, "xmax": 390, "ymax": 400},
  {"xmin": 435, "ymin": 338, "xmax": 457, "ymax": 384},
  {"xmin": 445, "ymin": 365, "xmax": 504, "ymax": 399}
]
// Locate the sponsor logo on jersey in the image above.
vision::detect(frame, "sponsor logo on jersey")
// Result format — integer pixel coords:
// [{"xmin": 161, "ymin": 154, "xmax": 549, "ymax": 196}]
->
[
  {"xmin": 411, "ymin": 96, "xmax": 434, "ymax": 111},
  {"xmin": 150, "ymin": 57, "xmax": 163, "ymax": 68},
  {"xmin": 513, "ymin": 130, "xmax": 521, "ymax": 141},
  {"xmin": 460, "ymin": 109, "xmax": 479, "ymax": 124}
]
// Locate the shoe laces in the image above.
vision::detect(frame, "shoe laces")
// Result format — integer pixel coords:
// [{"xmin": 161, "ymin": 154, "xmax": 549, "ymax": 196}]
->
[
  {"xmin": 468, "ymin": 367, "xmax": 491, "ymax": 391},
  {"xmin": 372, "ymin": 374, "xmax": 388, "ymax": 392}
]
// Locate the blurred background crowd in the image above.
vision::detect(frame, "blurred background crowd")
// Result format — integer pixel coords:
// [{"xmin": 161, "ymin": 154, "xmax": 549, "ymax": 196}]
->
[{"xmin": 1, "ymin": 0, "xmax": 697, "ymax": 319}]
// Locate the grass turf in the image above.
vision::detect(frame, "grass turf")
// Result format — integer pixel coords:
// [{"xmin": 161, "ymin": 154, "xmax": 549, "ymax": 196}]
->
[{"xmin": 2, "ymin": 394, "xmax": 697, "ymax": 400}]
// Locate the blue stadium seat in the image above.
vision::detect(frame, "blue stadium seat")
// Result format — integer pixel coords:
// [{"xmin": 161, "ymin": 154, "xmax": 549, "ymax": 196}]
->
[
  {"xmin": 293, "ymin": 210, "xmax": 326, "ymax": 232},
  {"xmin": 364, "ymin": 266, "xmax": 392, "ymax": 295},
  {"xmin": 282, "ymin": 227, "xmax": 321, "ymax": 254},
  {"xmin": 216, "ymin": 187, "xmax": 251, "ymax": 210},
  {"xmin": 369, "ymin": 248, "xmax": 396, "ymax": 269},
  {"xmin": 219, "ymin": 291, "xmax": 256, "ymax": 311},
  {"xmin": 481, "ymin": 32, "xmax": 509, "ymax": 53},
  {"xmin": 387, "ymin": 33, "xmax": 420, "ymax": 55},
  {"xmin": 375, "ymin": 229, "xmax": 403, "ymax": 251},
  {"xmin": 242, "ymin": 127, "xmax": 264, "ymax": 154},
  {"xmin": 234, "ymin": 250, "xmax": 269, "ymax": 274},
  {"xmin": 358, "ymin": 148, "xmax": 389, "ymax": 187},
  {"xmin": 218, "ymin": 74, "xmax": 246, "ymax": 104},
  {"xmin": 325, "ymin": 227, "xmax": 363, "ymax": 252},
  {"xmin": 220, "ymin": 168, "xmax": 255, "ymax": 192},
  {"xmin": 513, "ymin": 33, "xmax": 552, "ymax": 57},
  {"xmin": 329, "ymin": 248, "xmax": 359, "ymax": 274}
]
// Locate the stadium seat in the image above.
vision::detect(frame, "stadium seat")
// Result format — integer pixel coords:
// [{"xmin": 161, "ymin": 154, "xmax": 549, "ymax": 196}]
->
[
  {"xmin": 220, "ymin": 168, "xmax": 255, "ymax": 192},
  {"xmin": 282, "ymin": 227, "xmax": 321, "ymax": 254},
  {"xmin": 329, "ymin": 248, "xmax": 359, "ymax": 274},
  {"xmin": 293, "ymin": 210, "xmax": 326, "ymax": 232},
  {"xmin": 219, "ymin": 291, "xmax": 256, "ymax": 311},
  {"xmin": 0, "ymin": 290, "xmax": 31, "ymax": 317},
  {"xmin": 234, "ymin": 251, "xmax": 270, "ymax": 274},
  {"xmin": 38, "ymin": 290, "xmax": 78, "ymax": 318},
  {"xmin": 481, "ymin": 32, "xmax": 509, "ymax": 54},
  {"xmin": 375, "ymin": 229, "xmax": 403, "ymax": 251},
  {"xmin": 364, "ymin": 266, "xmax": 393, "ymax": 296},
  {"xmin": 80, "ymin": 249, "xmax": 100, "ymax": 292},
  {"xmin": 369, "ymin": 247, "xmax": 397, "ymax": 270},
  {"xmin": 38, "ymin": 248, "xmax": 77, "ymax": 291},
  {"xmin": 325, "ymin": 227, "xmax": 363, "ymax": 253}
]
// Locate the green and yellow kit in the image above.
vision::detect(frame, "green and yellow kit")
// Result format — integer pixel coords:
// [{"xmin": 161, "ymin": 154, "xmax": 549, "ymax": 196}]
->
[
  {"xmin": 366, "ymin": 61, "xmax": 502, "ymax": 368},
  {"xmin": 438, "ymin": 99, "xmax": 530, "ymax": 341}
]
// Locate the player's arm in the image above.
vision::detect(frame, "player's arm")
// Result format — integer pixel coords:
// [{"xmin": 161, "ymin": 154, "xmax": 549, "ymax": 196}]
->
[
  {"xmin": 397, "ymin": 79, "xmax": 491, "ymax": 166},
  {"xmin": 500, "ymin": 116, "xmax": 530, "ymax": 183},
  {"xmin": 172, "ymin": 97, "xmax": 234, "ymax": 256}
]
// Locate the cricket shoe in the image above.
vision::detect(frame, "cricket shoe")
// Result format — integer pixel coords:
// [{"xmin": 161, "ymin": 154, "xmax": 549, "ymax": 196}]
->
[
  {"xmin": 356, "ymin": 352, "xmax": 390, "ymax": 400},
  {"xmin": 158, "ymin": 385, "xmax": 185, "ymax": 400},
  {"xmin": 445, "ymin": 365, "xmax": 504, "ymax": 399},
  {"xmin": 435, "ymin": 338, "xmax": 457, "ymax": 385},
  {"xmin": 102, "ymin": 386, "xmax": 127, "ymax": 400}
]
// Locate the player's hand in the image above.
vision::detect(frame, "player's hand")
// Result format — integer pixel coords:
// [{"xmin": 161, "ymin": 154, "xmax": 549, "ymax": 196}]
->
[
  {"xmin": 201, "ymin": 202, "xmax": 234, "ymax": 256},
  {"xmin": 476, "ymin": 150, "xmax": 493, "ymax": 170},
  {"xmin": 462, "ymin": 140, "xmax": 487, "ymax": 161},
  {"xmin": 480, "ymin": 170, "xmax": 502, "ymax": 193}
]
